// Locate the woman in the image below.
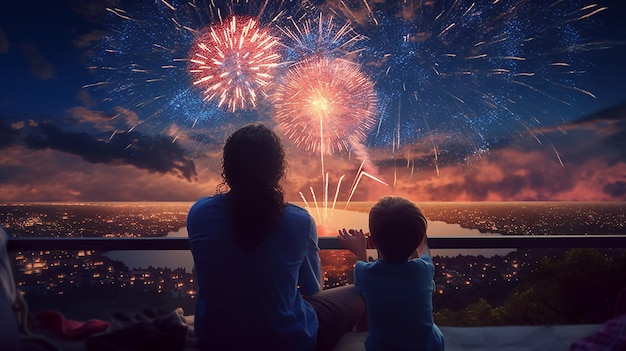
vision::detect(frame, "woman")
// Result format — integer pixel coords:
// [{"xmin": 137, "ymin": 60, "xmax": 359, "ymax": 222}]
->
[{"xmin": 187, "ymin": 124, "xmax": 363, "ymax": 351}]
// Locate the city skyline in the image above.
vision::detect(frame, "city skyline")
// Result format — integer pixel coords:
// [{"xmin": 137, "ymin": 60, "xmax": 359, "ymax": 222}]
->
[
  {"xmin": 1, "ymin": 0, "xmax": 626, "ymax": 202},
  {"xmin": 10, "ymin": 202, "xmax": 623, "ymax": 325}
]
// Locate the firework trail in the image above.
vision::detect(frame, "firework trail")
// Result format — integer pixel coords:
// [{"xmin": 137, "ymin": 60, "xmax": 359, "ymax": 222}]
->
[
  {"xmin": 333, "ymin": 0, "xmax": 613, "ymax": 166},
  {"xmin": 349, "ymin": 139, "xmax": 382, "ymax": 179},
  {"xmin": 274, "ymin": 9, "xmax": 389, "ymax": 220},
  {"xmin": 89, "ymin": 3, "xmax": 211, "ymax": 136},
  {"xmin": 274, "ymin": 57, "xmax": 379, "ymax": 211},
  {"xmin": 299, "ymin": 166, "xmax": 387, "ymax": 228},
  {"xmin": 90, "ymin": 1, "xmax": 387, "ymax": 214},
  {"xmin": 86, "ymin": 0, "xmax": 618, "ymax": 203},
  {"xmin": 188, "ymin": 15, "xmax": 282, "ymax": 112}
]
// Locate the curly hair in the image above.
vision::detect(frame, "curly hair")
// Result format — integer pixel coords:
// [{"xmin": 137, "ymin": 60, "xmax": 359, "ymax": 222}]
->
[{"xmin": 219, "ymin": 124, "xmax": 287, "ymax": 248}]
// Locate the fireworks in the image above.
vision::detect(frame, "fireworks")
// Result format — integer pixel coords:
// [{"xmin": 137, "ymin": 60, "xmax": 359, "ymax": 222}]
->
[
  {"xmin": 188, "ymin": 16, "xmax": 282, "ymax": 112},
  {"xmin": 273, "ymin": 58, "xmax": 378, "ymax": 154},
  {"xmin": 277, "ymin": 11, "xmax": 366, "ymax": 60},
  {"xmin": 88, "ymin": 0, "xmax": 617, "ymax": 177},
  {"xmin": 333, "ymin": 0, "xmax": 611, "ymax": 157}
]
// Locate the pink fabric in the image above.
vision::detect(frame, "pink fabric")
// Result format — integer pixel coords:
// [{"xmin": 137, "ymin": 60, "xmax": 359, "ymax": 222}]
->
[{"xmin": 33, "ymin": 310, "xmax": 110, "ymax": 339}]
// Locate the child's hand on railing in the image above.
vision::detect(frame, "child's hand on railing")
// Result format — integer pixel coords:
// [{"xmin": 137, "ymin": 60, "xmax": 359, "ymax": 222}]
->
[{"xmin": 338, "ymin": 228, "xmax": 368, "ymax": 262}]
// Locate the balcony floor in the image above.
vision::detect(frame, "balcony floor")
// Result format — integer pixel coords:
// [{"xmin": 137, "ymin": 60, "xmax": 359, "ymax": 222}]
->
[{"xmin": 332, "ymin": 324, "xmax": 602, "ymax": 351}]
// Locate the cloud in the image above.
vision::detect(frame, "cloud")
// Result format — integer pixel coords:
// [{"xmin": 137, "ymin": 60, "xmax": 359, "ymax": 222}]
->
[
  {"xmin": 4, "ymin": 120, "xmax": 197, "ymax": 181},
  {"xmin": 67, "ymin": 105, "xmax": 145, "ymax": 133},
  {"xmin": 523, "ymin": 102, "xmax": 626, "ymax": 167},
  {"xmin": 113, "ymin": 106, "xmax": 141, "ymax": 129},
  {"xmin": 73, "ymin": 30, "xmax": 103, "ymax": 48},
  {"xmin": 78, "ymin": 89, "xmax": 98, "ymax": 107},
  {"xmin": 29, "ymin": 123, "xmax": 196, "ymax": 181},
  {"xmin": 0, "ymin": 28, "xmax": 8, "ymax": 53},
  {"xmin": 20, "ymin": 43, "xmax": 55, "ymax": 80},
  {"xmin": 369, "ymin": 147, "xmax": 626, "ymax": 201},
  {"xmin": 68, "ymin": 0, "xmax": 117, "ymax": 23},
  {"xmin": 0, "ymin": 120, "xmax": 20, "ymax": 149},
  {"xmin": 603, "ymin": 181, "xmax": 626, "ymax": 198},
  {"xmin": 163, "ymin": 123, "xmax": 192, "ymax": 145},
  {"xmin": 349, "ymin": 139, "xmax": 381, "ymax": 178},
  {"xmin": 527, "ymin": 102, "xmax": 626, "ymax": 138},
  {"xmin": 329, "ymin": 102, "xmax": 626, "ymax": 202},
  {"xmin": 2, "ymin": 100, "xmax": 625, "ymax": 202},
  {"xmin": 68, "ymin": 106, "xmax": 116, "ymax": 129},
  {"xmin": 0, "ymin": 147, "xmax": 214, "ymax": 202},
  {"xmin": 571, "ymin": 101, "xmax": 626, "ymax": 124}
]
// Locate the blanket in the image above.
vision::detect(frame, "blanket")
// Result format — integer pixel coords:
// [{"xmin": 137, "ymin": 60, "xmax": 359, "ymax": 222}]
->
[{"xmin": 86, "ymin": 308, "xmax": 189, "ymax": 351}]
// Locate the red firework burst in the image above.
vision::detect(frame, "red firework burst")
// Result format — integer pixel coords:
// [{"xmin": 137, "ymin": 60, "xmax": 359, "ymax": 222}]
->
[
  {"xmin": 188, "ymin": 16, "xmax": 281, "ymax": 112},
  {"xmin": 273, "ymin": 58, "xmax": 378, "ymax": 154}
]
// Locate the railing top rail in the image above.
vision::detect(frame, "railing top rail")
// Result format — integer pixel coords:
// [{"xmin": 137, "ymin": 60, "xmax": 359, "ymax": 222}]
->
[{"xmin": 7, "ymin": 235, "xmax": 626, "ymax": 251}]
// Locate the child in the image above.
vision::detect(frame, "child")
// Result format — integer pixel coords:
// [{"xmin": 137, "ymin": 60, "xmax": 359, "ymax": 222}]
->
[{"xmin": 338, "ymin": 196, "xmax": 444, "ymax": 351}]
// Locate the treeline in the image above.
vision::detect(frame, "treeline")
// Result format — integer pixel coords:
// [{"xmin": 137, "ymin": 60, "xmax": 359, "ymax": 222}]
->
[{"xmin": 434, "ymin": 248, "xmax": 626, "ymax": 326}]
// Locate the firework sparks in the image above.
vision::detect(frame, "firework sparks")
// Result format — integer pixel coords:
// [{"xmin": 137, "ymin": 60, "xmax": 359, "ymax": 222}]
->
[
  {"xmin": 332, "ymin": 0, "xmax": 612, "ymax": 169},
  {"xmin": 273, "ymin": 57, "xmax": 378, "ymax": 154},
  {"xmin": 87, "ymin": 0, "xmax": 620, "ymax": 187},
  {"xmin": 300, "ymin": 165, "xmax": 387, "ymax": 228},
  {"xmin": 278, "ymin": 11, "xmax": 366, "ymax": 60},
  {"xmin": 188, "ymin": 16, "xmax": 282, "ymax": 112}
]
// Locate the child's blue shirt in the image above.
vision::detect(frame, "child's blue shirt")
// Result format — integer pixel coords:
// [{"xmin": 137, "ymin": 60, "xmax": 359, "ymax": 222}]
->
[{"xmin": 354, "ymin": 255, "xmax": 444, "ymax": 351}]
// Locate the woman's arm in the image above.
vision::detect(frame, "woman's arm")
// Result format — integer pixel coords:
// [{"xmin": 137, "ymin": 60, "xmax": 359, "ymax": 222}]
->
[{"xmin": 299, "ymin": 216, "xmax": 323, "ymax": 295}]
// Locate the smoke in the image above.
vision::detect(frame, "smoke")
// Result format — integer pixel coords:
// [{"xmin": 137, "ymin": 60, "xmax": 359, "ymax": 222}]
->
[{"xmin": 349, "ymin": 138, "xmax": 381, "ymax": 179}]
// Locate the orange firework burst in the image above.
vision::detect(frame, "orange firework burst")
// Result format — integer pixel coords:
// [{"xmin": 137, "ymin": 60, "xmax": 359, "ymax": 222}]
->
[
  {"xmin": 188, "ymin": 16, "xmax": 281, "ymax": 112},
  {"xmin": 274, "ymin": 58, "xmax": 378, "ymax": 154}
]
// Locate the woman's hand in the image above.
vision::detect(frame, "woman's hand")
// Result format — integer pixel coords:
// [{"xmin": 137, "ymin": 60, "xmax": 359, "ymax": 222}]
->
[{"xmin": 338, "ymin": 229, "xmax": 368, "ymax": 262}]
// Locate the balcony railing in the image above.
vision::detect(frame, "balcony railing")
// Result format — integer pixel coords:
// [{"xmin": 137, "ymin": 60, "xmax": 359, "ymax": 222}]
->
[
  {"xmin": 7, "ymin": 234, "xmax": 626, "ymax": 331},
  {"xmin": 7, "ymin": 235, "xmax": 626, "ymax": 251}
]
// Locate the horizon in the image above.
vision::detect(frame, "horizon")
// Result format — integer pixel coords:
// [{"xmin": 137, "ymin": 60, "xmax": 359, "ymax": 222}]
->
[{"xmin": 4, "ymin": 201, "xmax": 624, "ymax": 235}]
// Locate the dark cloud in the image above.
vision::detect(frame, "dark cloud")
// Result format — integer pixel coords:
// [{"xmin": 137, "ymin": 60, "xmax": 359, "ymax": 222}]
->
[
  {"xmin": 543, "ymin": 103, "xmax": 626, "ymax": 167},
  {"xmin": 466, "ymin": 164, "xmax": 576, "ymax": 200},
  {"xmin": 67, "ymin": 106, "xmax": 116, "ymax": 128},
  {"xmin": 18, "ymin": 122, "xmax": 196, "ymax": 181},
  {"xmin": 73, "ymin": 30, "xmax": 104, "ymax": 49},
  {"xmin": 0, "ymin": 119, "xmax": 19, "ymax": 149},
  {"xmin": 373, "ymin": 135, "xmax": 511, "ymax": 171},
  {"xmin": 19, "ymin": 43, "xmax": 55, "ymax": 80},
  {"xmin": 0, "ymin": 165, "xmax": 23, "ymax": 183},
  {"xmin": 603, "ymin": 181, "xmax": 626, "ymax": 198},
  {"xmin": 363, "ymin": 100, "xmax": 626, "ymax": 201},
  {"xmin": 571, "ymin": 101, "xmax": 626, "ymax": 124},
  {"xmin": 68, "ymin": 0, "xmax": 118, "ymax": 23},
  {"xmin": 598, "ymin": 120, "xmax": 626, "ymax": 165}
]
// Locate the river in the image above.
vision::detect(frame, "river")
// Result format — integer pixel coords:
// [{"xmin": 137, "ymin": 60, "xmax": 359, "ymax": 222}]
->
[{"xmin": 103, "ymin": 209, "xmax": 506, "ymax": 271}]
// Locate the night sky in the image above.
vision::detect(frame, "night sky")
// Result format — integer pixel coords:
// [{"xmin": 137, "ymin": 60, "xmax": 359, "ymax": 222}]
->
[{"xmin": 1, "ymin": 0, "xmax": 626, "ymax": 202}]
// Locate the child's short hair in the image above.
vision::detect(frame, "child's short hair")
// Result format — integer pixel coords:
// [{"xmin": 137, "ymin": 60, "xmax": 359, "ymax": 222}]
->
[{"xmin": 369, "ymin": 196, "xmax": 427, "ymax": 263}]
